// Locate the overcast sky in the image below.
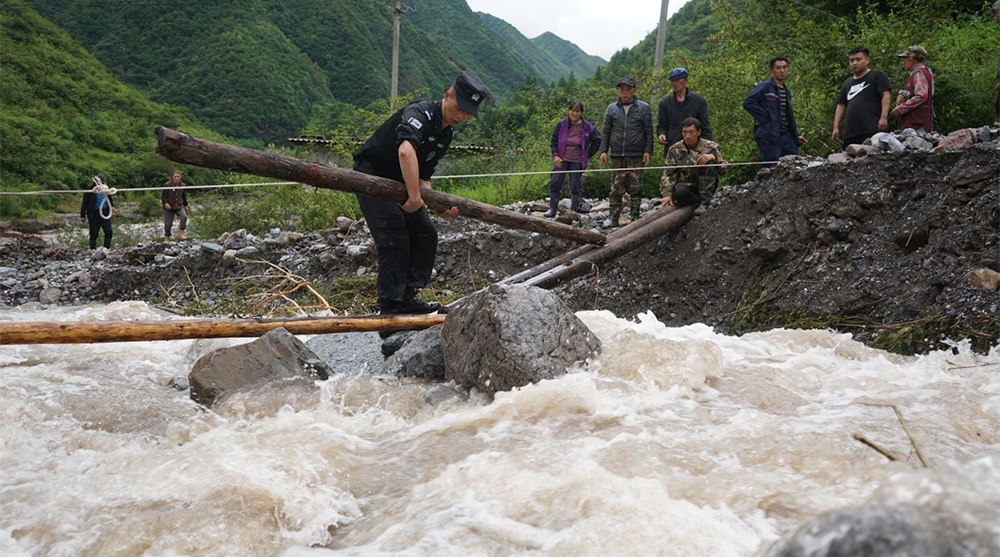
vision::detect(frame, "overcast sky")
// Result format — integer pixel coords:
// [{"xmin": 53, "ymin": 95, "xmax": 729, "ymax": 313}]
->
[{"xmin": 467, "ymin": 0, "xmax": 693, "ymax": 61}]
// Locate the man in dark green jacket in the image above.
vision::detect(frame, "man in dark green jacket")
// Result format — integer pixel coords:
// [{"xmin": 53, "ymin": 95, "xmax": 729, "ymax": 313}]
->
[{"xmin": 599, "ymin": 77, "xmax": 653, "ymax": 226}]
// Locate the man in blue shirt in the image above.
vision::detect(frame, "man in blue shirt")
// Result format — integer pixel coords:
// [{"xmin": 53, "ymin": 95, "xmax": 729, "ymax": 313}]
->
[{"xmin": 743, "ymin": 56, "xmax": 807, "ymax": 168}]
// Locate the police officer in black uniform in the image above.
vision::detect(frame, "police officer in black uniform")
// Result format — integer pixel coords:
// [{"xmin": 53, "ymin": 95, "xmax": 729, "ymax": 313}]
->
[{"xmin": 353, "ymin": 71, "xmax": 488, "ymax": 316}]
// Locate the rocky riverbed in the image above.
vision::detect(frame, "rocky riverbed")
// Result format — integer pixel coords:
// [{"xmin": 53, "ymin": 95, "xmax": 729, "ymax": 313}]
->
[{"xmin": 2, "ymin": 136, "xmax": 997, "ymax": 354}]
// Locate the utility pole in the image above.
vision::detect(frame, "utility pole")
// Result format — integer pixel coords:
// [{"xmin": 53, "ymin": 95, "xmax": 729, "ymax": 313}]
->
[
  {"xmin": 391, "ymin": 0, "xmax": 401, "ymax": 104},
  {"xmin": 654, "ymin": 0, "xmax": 669, "ymax": 72}
]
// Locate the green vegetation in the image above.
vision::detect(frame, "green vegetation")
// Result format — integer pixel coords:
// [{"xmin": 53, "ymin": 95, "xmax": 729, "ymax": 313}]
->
[
  {"xmin": 30, "ymin": 0, "xmax": 595, "ymax": 140},
  {"xmin": 478, "ymin": 13, "xmax": 605, "ymax": 81},
  {"xmin": 0, "ymin": 0, "xmax": 227, "ymax": 218},
  {"xmin": 195, "ymin": 185, "xmax": 361, "ymax": 239},
  {"xmin": 531, "ymin": 32, "xmax": 606, "ymax": 79}
]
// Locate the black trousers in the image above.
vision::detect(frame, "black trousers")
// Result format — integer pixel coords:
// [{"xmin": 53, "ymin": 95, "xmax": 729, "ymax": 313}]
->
[
  {"xmin": 87, "ymin": 212, "xmax": 112, "ymax": 249},
  {"xmin": 356, "ymin": 194, "xmax": 437, "ymax": 306}
]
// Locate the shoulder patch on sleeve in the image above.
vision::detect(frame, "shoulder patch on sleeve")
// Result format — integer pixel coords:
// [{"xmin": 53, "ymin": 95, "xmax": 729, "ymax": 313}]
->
[{"xmin": 407, "ymin": 117, "xmax": 423, "ymax": 130}]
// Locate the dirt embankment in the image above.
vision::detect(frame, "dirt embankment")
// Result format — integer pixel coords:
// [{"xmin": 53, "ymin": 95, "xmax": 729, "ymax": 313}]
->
[
  {"xmin": 2, "ymin": 143, "xmax": 997, "ymax": 353},
  {"xmin": 560, "ymin": 144, "xmax": 999, "ymax": 353}
]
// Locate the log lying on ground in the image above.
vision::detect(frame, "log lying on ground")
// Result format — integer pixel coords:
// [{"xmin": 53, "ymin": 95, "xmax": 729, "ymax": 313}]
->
[
  {"xmin": 525, "ymin": 206, "xmax": 694, "ymax": 289},
  {"xmin": 0, "ymin": 314, "xmax": 445, "ymax": 345},
  {"xmin": 499, "ymin": 204, "xmax": 680, "ymax": 287},
  {"xmin": 155, "ymin": 127, "xmax": 606, "ymax": 246}
]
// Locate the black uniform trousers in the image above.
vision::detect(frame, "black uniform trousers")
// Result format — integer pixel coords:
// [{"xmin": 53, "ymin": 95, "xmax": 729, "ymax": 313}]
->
[
  {"xmin": 356, "ymin": 194, "xmax": 437, "ymax": 306},
  {"xmin": 86, "ymin": 210, "xmax": 112, "ymax": 249}
]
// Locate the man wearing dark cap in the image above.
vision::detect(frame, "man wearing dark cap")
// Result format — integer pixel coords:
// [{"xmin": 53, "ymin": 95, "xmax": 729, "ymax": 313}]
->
[
  {"xmin": 352, "ymin": 71, "xmax": 486, "ymax": 320},
  {"xmin": 599, "ymin": 77, "xmax": 653, "ymax": 227},
  {"xmin": 656, "ymin": 68, "xmax": 712, "ymax": 156},
  {"xmin": 891, "ymin": 46, "xmax": 934, "ymax": 132},
  {"xmin": 743, "ymin": 56, "xmax": 807, "ymax": 168}
]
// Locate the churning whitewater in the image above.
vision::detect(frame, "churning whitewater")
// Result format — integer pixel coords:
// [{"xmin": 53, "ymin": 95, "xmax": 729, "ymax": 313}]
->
[{"xmin": 1, "ymin": 302, "xmax": 998, "ymax": 557}]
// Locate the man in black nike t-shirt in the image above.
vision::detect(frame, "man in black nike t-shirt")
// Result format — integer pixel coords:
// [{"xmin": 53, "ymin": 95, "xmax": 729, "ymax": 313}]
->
[{"xmin": 831, "ymin": 46, "xmax": 892, "ymax": 150}]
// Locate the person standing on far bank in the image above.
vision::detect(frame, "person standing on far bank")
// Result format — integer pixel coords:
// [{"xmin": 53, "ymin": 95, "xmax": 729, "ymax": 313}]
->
[
  {"xmin": 599, "ymin": 77, "xmax": 653, "ymax": 227},
  {"xmin": 657, "ymin": 67, "xmax": 712, "ymax": 156},
  {"xmin": 742, "ymin": 56, "xmax": 807, "ymax": 168},
  {"xmin": 832, "ymin": 47, "xmax": 892, "ymax": 149},
  {"xmin": 161, "ymin": 171, "xmax": 189, "ymax": 242},
  {"xmin": 352, "ymin": 72, "xmax": 484, "ymax": 318},
  {"xmin": 80, "ymin": 175, "xmax": 115, "ymax": 250},
  {"xmin": 891, "ymin": 45, "xmax": 934, "ymax": 133},
  {"xmin": 547, "ymin": 101, "xmax": 601, "ymax": 217}
]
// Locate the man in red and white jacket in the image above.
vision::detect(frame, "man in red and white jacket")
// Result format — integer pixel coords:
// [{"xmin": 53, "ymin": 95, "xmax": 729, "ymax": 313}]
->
[{"xmin": 892, "ymin": 45, "xmax": 935, "ymax": 133}]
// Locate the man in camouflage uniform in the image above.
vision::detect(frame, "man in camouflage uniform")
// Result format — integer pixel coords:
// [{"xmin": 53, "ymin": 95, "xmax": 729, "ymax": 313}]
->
[
  {"xmin": 599, "ymin": 77, "xmax": 653, "ymax": 226},
  {"xmin": 660, "ymin": 117, "xmax": 726, "ymax": 214}
]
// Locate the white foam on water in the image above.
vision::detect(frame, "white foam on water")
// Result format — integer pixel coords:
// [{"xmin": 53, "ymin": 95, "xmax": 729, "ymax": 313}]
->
[{"xmin": 1, "ymin": 304, "xmax": 998, "ymax": 557}]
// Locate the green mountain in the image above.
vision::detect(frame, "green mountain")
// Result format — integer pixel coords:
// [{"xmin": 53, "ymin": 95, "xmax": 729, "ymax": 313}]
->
[
  {"xmin": 531, "ymin": 32, "xmax": 605, "ymax": 79},
  {"xmin": 600, "ymin": 0, "xmax": 716, "ymax": 77},
  {"xmin": 28, "ymin": 0, "xmax": 544, "ymax": 141},
  {"xmin": 0, "ymin": 0, "xmax": 223, "ymax": 216},
  {"xmin": 476, "ymin": 13, "xmax": 605, "ymax": 82}
]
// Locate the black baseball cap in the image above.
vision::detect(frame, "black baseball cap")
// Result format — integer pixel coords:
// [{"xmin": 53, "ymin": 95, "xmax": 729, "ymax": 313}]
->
[
  {"xmin": 453, "ymin": 71, "xmax": 488, "ymax": 116},
  {"xmin": 616, "ymin": 76, "xmax": 637, "ymax": 88}
]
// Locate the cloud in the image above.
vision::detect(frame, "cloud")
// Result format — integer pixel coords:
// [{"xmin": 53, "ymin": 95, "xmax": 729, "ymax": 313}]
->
[{"xmin": 467, "ymin": 0, "xmax": 691, "ymax": 60}]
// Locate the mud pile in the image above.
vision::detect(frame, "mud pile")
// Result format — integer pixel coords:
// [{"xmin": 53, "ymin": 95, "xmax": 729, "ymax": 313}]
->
[{"xmin": 562, "ymin": 143, "xmax": 999, "ymax": 352}]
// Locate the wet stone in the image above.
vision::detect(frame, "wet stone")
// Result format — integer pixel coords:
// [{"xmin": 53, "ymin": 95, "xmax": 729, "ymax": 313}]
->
[
  {"xmin": 188, "ymin": 327, "xmax": 331, "ymax": 407},
  {"xmin": 381, "ymin": 326, "xmax": 445, "ymax": 380},
  {"xmin": 38, "ymin": 287, "xmax": 62, "ymax": 305},
  {"xmin": 443, "ymin": 284, "xmax": 600, "ymax": 397}
]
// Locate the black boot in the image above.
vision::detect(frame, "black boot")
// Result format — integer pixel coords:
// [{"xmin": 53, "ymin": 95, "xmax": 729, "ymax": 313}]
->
[{"xmin": 543, "ymin": 208, "xmax": 557, "ymax": 218}]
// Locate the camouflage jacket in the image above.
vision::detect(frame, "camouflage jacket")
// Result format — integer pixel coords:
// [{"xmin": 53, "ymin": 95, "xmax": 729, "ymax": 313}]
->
[{"xmin": 661, "ymin": 138, "xmax": 727, "ymax": 196}]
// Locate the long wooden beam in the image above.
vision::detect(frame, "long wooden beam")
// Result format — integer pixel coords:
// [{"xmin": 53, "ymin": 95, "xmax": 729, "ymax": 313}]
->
[
  {"xmin": 155, "ymin": 127, "xmax": 606, "ymax": 246},
  {"xmin": 0, "ymin": 314, "xmax": 445, "ymax": 345}
]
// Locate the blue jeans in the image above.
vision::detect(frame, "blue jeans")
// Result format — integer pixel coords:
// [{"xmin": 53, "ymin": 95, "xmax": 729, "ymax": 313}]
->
[
  {"xmin": 549, "ymin": 161, "xmax": 584, "ymax": 212},
  {"xmin": 757, "ymin": 131, "xmax": 799, "ymax": 168}
]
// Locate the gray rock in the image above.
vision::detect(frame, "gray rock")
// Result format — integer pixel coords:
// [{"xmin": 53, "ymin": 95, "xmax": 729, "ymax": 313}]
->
[
  {"xmin": 222, "ymin": 249, "xmax": 238, "ymax": 266},
  {"xmin": 828, "ymin": 152, "xmax": 851, "ymax": 163},
  {"xmin": 39, "ymin": 287, "xmax": 62, "ymax": 304},
  {"xmin": 381, "ymin": 326, "xmax": 445, "ymax": 379},
  {"xmin": 1, "ymin": 278, "xmax": 18, "ymax": 288},
  {"xmin": 200, "ymin": 242, "xmax": 225, "ymax": 255},
  {"xmin": 905, "ymin": 137, "xmax": 933, "ymax": 151},
  {"xmin": 0, "ymin": 267, "xmax": 14, "ymax": 278},
  {"xmin": 167, "ymin": 376, "xmax": 190, "ymax": 391},
  {"xmin": 189, "ymin": 328, "xmax": 330, "ymax": 407},
  {"xmin": 235, "ymin": 246, "xmax": 259, "ymax": 258},
  {"xmin": 355, "ymin": 266, "xmax": 368, "ymax": 277},
  {"xmin": 443, "ymin": 284, "xmax": 600, "ymax": 397},
  {"xmin": 877, "ymin": 133, "xmax": 906, "ymax": 153},
  {"xmin": 346, "ymin": 245, "xmax": 368, "ymax": 258},
  {"xmin": 381, "ymin": 330, "xmax": 417, "ymax": 358},
  {"xmin": 223, "ymin": 229, "xmax": 250, "ymax": 250},
  {"xmin": 28, "ymin": 270, "xmax": 45, "ymax": 280},
  {"xmin": 336, "ymin": 216, "xmax": 356, "ymax": 233},
  {"xmin": 269, "ymin": 228, "xmax": 282, "ymax": 239},
  {"xmin": 279, "ymin": 232, "xmax": 303, "ymax": 245},
  {"xmin": 764, "ymin": 505, "xmax": 966, "ymax": 557},
  {"xmin": 91, "ymin": 248, "xmax": 108, "ymax": 261},
  {"xmin": 305, "ymin": 331, "xmax": 385, "ymax": 375}
]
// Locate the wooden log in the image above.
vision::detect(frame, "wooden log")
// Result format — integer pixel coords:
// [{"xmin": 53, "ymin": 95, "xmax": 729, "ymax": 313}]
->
[
  {"xmin": 500, "ymin": 204, "xmax": 678, "ymax": 286},
  {"xmin": 155, "ymin": 127, "xmax": 606, "ymax": 246},
  {"xmin": 527, "ymin": 206, "xmax": 694, "ymax": 289},
  {"xmin": 0, "ymin": 314, "xmax": 445, "ymax": 345}
]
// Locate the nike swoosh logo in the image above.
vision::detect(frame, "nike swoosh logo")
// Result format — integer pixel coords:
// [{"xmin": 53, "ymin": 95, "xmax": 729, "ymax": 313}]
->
[{"xmin": 846, "ymin": 82, "xmax": 870, "ymax": 101}]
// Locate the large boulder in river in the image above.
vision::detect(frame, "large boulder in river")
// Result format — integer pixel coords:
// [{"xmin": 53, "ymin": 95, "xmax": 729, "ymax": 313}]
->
[
  {"xmin": 764, "ymin": 505, "xmax": 969, "ymax": 557},
  {"xmin": 189, "ymin": 327, "xmax": 330, "ymax": 407},
  {"xmin": 443, "ymin": 284, "xmax": 600, "ymax": 396},
  {"xmin": 381, "ymin": 326, "xmax": 445, "ymax": 379}
]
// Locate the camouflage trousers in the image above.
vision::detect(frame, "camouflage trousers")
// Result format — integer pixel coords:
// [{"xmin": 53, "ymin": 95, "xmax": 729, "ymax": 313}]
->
[
  {"xmin": 663, "ymin": 169, "xmax": 720, "ymax": 208},
  {"xmin": 609, "ymin": 156, "xmax": 644, "ymax": 219}
]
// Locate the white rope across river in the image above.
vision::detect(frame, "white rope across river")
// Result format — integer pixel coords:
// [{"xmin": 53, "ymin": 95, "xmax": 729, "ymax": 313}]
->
[{"xmin": 0, "ymin": 160, "xmax": 779, "ymax": 196}]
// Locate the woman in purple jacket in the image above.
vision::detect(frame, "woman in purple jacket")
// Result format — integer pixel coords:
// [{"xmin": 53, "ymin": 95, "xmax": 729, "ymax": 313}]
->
[{"xmin": 547, "ymin": 101, "xmax": 602, "ymax": 216}]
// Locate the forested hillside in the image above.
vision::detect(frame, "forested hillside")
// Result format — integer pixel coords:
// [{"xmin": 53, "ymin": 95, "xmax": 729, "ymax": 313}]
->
[
  {"xmin": 531, "ymin": 32, "xmax": 606, "ymax": 79},
  {"xmin": 28, "ymin": 0, "xmax": 578, "ymax": 140},
  {"xmin": 0, "ymin": 0, "xmax": 225, "ymax": 217}
]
